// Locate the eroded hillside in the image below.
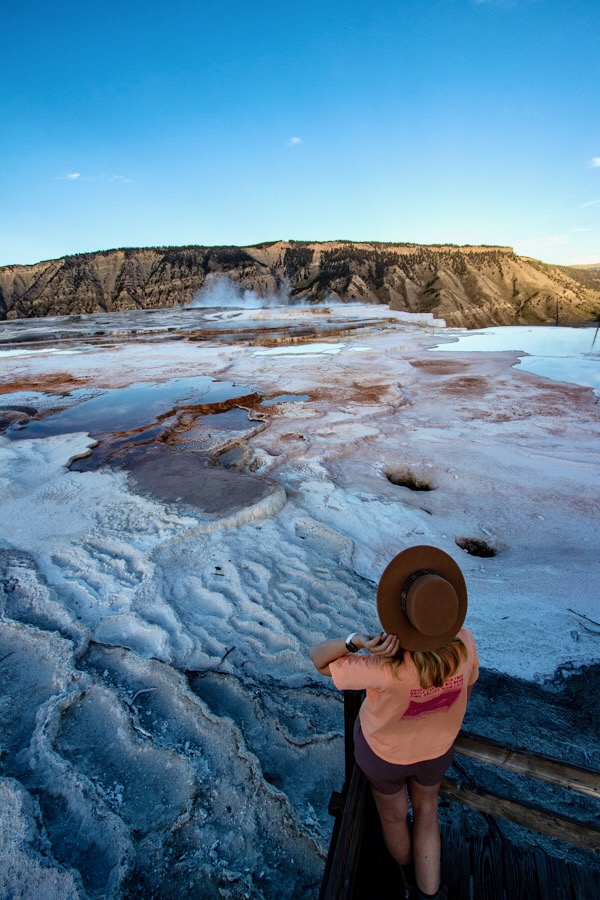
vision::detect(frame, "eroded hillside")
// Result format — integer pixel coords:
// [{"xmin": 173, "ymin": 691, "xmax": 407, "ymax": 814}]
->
[{"xmin": 1, "ymin": 241, "xmax": 598, "ymax": 327}]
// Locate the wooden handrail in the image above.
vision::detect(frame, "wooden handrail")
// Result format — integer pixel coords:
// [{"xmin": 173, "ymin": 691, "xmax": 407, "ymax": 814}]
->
[
  {"xmin": 455, "ymin": 730, "xmax": 600, "ymax": 800},
  {"xmin": 320, "ymin": 764, "xmax": 369, "ymax": 900},
  {"xmin": 440, "ymin": 779, "xmax": 600, "ymax": 852}
]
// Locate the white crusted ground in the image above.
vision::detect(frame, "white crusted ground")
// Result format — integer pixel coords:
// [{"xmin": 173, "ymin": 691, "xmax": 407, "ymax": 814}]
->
[{"xmin": 0, "ymin": 306, "xmax": 598, "ymax": 898}]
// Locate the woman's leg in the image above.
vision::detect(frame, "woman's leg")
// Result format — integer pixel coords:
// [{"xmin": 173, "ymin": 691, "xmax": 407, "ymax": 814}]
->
[
  {"xmin": 371, "ymin": 785, "xmax": 412, "ymax": 866},
  {"xmin": 407, "ymin": 779, "xmax": 442, "ymax": 896}
]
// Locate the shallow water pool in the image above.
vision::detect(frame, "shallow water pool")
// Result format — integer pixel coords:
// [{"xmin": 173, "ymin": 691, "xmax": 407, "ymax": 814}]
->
[
  {"xmin": 6, "ymin": 377, "xmax": 253, "ymax": 440},
  {"xmin": 432, "ymin": 326, "xmax": 600, "ymax": 396}
]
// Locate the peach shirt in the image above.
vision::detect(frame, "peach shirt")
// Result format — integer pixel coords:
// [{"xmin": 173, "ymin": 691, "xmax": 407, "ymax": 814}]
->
[{"xmin": 329, "ymin": 627, "xmax": 479, "ymax": 764}]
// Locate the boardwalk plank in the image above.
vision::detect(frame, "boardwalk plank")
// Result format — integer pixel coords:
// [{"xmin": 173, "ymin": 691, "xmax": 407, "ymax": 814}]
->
[
  {"xmin": 503, "ymin": 842, "xmax": 539, "ymax": 900},
  {"xmin": 471, "ymin": 834, "xmax": 504, "ymax": 900},
  {"xmin": 353, "ymin": 792, "xmax": 403, "ymax": 899},
  {"xmin": 533, "ymin": 847, "xmax": 572, "ymax": 900},
  {"xmin": 568, "ymin": 860, "xmax": 600, "ymax": 900},
  {"xmin": 440, "ymin": 824, "xmax": 471, "ymax": 900}
]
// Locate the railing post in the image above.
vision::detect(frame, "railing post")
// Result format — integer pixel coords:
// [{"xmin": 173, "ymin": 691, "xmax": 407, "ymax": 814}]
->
[
  {"xmin": 320, "ymin": 691, "xmax": 369, "ymax": 900},
  {"xmin": 343, "ymin": 690, "xmax": 364, "ymax": 788}
]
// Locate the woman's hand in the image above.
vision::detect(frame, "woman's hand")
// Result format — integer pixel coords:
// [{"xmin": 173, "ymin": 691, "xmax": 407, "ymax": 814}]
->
[
  {"xmin": 309, "ymin": 631, "xmax": 400, "ymax": 676},
  {"xmin": 364, "ymin": 632, "xmax": 400, "ymax": 659}
]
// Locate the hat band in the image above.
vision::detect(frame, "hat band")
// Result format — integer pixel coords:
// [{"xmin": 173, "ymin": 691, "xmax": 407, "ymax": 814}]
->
[{"xmin": 399, "ymin": 568, "xmax": 436, "ymax": 617}]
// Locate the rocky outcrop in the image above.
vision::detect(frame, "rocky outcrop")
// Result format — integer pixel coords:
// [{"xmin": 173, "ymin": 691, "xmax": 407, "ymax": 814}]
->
[{"xmin": 1, "ymin": 241, "xmax": 598, "ymax": 328}]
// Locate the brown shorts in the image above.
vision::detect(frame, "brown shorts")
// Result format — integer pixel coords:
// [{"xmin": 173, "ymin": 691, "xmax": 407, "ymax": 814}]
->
[{"xmin": 354, "ymin": 719, "xmax": 455, "ymax": 795}]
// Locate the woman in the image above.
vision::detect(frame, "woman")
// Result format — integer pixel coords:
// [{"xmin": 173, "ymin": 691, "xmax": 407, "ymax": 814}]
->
[{"xmin": 310, "ymin": 545, "xmax": 479, "ymax": 900}]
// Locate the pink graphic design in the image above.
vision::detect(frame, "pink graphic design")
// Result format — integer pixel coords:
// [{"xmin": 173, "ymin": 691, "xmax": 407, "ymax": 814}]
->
[{"xmin": 401, "ymin": 675, "xmax": 464, "ymax": 720}]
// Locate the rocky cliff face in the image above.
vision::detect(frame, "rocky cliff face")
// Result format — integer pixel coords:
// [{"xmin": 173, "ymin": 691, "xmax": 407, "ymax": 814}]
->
[{"xmin": 1, "ymin": 241, "xmax": 598, "ymax": 328}]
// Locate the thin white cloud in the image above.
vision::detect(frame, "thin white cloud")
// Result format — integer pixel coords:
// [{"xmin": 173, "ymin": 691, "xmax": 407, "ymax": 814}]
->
[
  {"xmin": 57, "ymin": 172, "xmax": 81, "ymax": 180},
  {"xmin": 111, "ymin": 175, "xmax": 133, "ymax": 183},
  {"xmin": 571, "ymin": 227, "xmax": 593, "ymax": 233},
  {"xmin": 590, "ymin": 157, "xmax": 600, "ymax": 168},
  {"xmin": 287, "ymin": 136, "xmax": 302, "ymax": 146},
  {"xmin": 579, "ymin": 199, "xmax": 600, "ymax": 209}
]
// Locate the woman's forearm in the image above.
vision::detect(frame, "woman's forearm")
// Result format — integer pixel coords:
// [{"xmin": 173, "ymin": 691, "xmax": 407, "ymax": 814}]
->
[
  {"xmin": 310, "ymin": 637, "xmax": 353, "ymax": 674},
  {"xmin": 310, "ymin": 631, "xmax": 394, "ymax": 676}
]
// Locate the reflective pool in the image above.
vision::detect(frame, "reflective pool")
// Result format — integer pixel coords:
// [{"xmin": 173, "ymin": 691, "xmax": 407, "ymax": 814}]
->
[{"xmin": 7, "ymin": 377, "xmax": 253, "ymax": 440}]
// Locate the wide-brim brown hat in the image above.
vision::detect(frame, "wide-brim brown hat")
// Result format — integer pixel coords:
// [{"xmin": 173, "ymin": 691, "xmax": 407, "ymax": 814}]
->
[{"xmin": 377, "ymin": 545, "xmax": 467, "ymax": 651}]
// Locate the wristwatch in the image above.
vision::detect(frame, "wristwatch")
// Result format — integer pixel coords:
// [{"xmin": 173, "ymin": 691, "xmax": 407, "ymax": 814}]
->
[{"xmin": 345, "ymin": 632, "xmax": 360, "ymax": 653}]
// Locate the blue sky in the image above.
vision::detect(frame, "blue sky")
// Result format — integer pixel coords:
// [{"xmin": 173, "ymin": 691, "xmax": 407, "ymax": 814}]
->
[{"xmin": 1, "ymin": 0, "xmax": 599, "ymax": 266}]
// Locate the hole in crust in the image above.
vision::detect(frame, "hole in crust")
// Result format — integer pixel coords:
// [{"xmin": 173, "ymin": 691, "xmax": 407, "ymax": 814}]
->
[
  {"xmin": 385, "ymin": 469, "xmax": 435, "ymax": 492},
  {"xmin": 455, "ymin": 538, "xmax": 497, "ymax": 558}
]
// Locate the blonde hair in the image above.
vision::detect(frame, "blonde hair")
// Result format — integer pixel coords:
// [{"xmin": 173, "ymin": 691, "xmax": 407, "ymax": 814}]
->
[{"xmin": 388, "ymin": 638, "xmax": 467, "ymax": 689}]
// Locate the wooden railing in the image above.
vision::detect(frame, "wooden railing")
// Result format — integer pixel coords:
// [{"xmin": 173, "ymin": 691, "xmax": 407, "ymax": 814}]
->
[
  {"xmin": 447, "ymin": 730, "xmax": 600, "ymax": 852},
  {"xmin": 454, "ymin": 731, "xmax": 600, "ymax": 800}
]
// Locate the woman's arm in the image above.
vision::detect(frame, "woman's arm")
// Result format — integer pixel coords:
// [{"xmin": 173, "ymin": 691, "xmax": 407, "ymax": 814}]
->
[{"xmin": 310, "ymin": 632, "xmax": 399, "ymax": 676}]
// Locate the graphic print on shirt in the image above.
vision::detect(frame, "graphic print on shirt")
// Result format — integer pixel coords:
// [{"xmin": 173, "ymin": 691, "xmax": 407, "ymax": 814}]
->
[{"xmin": 401, "ymin": 675, "xmax": 464, "ymax": 719}]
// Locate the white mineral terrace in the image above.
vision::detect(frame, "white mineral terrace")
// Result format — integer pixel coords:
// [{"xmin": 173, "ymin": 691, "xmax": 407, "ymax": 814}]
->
[{"xmin": 0, "ymin": 303, "xmax": 598, "ymax": 898}]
